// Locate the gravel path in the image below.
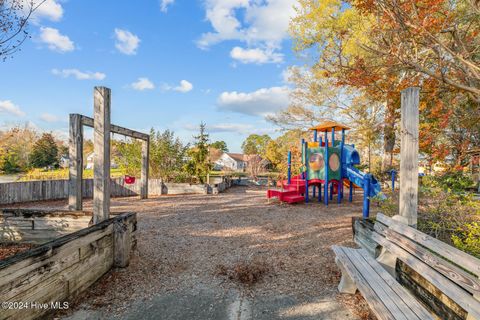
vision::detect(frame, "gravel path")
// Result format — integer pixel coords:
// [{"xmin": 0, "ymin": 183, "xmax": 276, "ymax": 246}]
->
[{"xmin": 6, "ymin": 186, "xmax": 374, "ymax": 319}]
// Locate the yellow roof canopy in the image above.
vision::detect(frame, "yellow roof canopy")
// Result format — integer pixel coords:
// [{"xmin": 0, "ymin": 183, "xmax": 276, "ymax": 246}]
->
[{"xmin": 309, "ymin": 121, "xmax": 350, "ymax": 132}]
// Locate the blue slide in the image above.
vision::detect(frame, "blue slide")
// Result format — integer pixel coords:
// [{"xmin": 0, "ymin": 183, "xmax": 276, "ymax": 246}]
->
[
  {"xmin": 344, "ymin": 165, "xmax": 382, "ymax": 198},
  {"xmin": 341, "ymin": 144, "xmax": 382, "ymax": 198}
]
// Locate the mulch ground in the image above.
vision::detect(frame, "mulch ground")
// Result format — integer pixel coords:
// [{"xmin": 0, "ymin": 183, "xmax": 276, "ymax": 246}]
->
[
  {"xmin": 2, "ymin": 186, "xmax": 375, "ymax": 319},
  {"xmin": 0, "ymin": 243, "xmax": 35, "ymax": 260}
]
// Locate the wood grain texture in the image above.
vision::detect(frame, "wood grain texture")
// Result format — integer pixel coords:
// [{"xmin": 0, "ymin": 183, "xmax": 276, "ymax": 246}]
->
[
  {"xmin": 399, "ymin": 87, "xmax": 420, "ymax": 227},
  {"xmin": 80, "ymin": 115, "xmax": 149, "ymax": 141},
  {"xmin": 0, "ymin": 213, "xmax": 136, "ymax": 320},
  {"xmin": 68, "ymin": 114, "xmax": 83, "ymax": 211},
  {"xmin": 93, "ymin": 86, "xmax": 111, "ymax": 224},
  {"xmin": 140, "ymin": 138, "xmax": 149, "ymax": 199},
  {"xmin": 377, "ymin": 213, "xmax": 480, "ymax": 277},
  {"xmin": 371, "ymin": 232, "xmax": 480, "ymax": 319}
]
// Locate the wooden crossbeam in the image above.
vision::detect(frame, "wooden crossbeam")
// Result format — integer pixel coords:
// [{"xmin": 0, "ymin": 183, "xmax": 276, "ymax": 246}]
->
[{"xmin": 78, "ymin": 114, "xmax": 149, "ymax": 141}]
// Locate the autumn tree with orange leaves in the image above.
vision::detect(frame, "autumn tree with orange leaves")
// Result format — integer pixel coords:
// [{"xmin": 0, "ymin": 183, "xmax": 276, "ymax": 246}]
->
[{"xmin": 284, "ymin": 0, "xmax": 479, "ymax": 170}]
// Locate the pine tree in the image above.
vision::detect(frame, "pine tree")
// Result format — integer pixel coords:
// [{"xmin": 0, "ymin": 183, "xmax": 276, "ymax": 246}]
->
[
  {"xmin": 185, "ymin": 122, "xmax": 212, "ymax": 183},
  {"xmin": 30, "ymin": 133, "xmax": 59, "ymax": 168}
]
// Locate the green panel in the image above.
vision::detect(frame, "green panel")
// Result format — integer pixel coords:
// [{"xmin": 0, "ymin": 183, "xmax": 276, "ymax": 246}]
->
[
  {"xmin": 304, "ymin": 146, "xmax": 342, "ymax": 181},
  {"xmin": 306, "ymin": 147, "xmax": 325, "ymax": 180},
  {"xmin": 327, "ymin": 147, "xmax": 341, "ymax": 180}
]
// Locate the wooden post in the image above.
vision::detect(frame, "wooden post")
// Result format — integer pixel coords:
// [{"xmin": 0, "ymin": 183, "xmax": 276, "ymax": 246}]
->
[
  {"xmin": 93, "ymin": 87, "xmax": 111, "ymax": 224},
  {"xmin": 68, "ymin": 114, "xmax": 83, "ymax": 210},
  {"xmin": 140, "ymin": 137, "xmax": 149, "ymax": 199},
  {"xmin": 397, "ymin": 87, "xmax": 420, "ymax": 227},
  {"xmin": 113, "ymin": 216, "xmax": 132, "ymax": 267}
]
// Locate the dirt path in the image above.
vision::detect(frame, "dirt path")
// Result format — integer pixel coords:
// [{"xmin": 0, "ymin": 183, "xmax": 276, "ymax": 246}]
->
[{"xmin": 8, "ymin": 186, "xmax": 373, "ymax": 319}]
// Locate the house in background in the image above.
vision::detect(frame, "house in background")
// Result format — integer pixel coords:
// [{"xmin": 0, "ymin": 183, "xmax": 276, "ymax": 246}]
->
[
  {"xmin": 214, "ymin": 153, "xmax": 247, "ymax": 171},
  {"xmin": 85, "ymin": 152, "xmax": 118, "ymax": 170}
]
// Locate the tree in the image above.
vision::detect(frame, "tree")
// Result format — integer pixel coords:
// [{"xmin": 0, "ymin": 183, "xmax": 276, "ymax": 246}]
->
[
  {"xmin": 1, "ymin": 0, "xmax": 47, "ymax": 61},
  {"xmin": 150, "ymin": 129, "xmax": 188, "ymax": 181},
  {"xmin": 114, "ymin": 129, "xmax": 188, "ymax": 181},
  {"xmin": 288, "ymin": 0, "xmax": 479, "ymax": 172},
  {"xmin": 354, "ymin": 0, "xmax": 480, "ymax": 103},
  {"xmin": 241, "ymin": 134, "xmax": 271, "ymax": 156},
  {"xmin": 0, "ymin": 125, "xmax": 38, "ymax": 173},
  {"xmin": 184, "ymin": 123, "xmax": 211, "ymax": 183},
  {"xmin": 30, "ymin": 133, "xmax": 58, "ymax": 168},
  {"xmin": 210, "ymin": 141, "xmax": 228, "ymax": 152},
  {"xmin": 264, "ymin": 140, "xmax": 283, "ymax": 171},
  {"xmin": 114, "ymin": 139, "xmax": 142, "ymax": 176}
]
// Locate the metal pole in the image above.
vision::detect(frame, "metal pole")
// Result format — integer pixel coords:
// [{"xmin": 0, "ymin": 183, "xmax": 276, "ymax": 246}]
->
[
  {"xmin": 301, "ymin": 139, "xmax": 305, "ymax": 180},
  {"xmin": 349, "ymin": 181, "xmax": 353, "ymax": 202},
  {"xmin": 338, "ymin": 128, "xmax": 345, "ymax": 204},
  {"xmin": 391, "ymin": 169, "xmax": 396, "ymax": 191},
  {"xmin": 324, "ymin": 134, "xmax": 329, "ymax": 206},
  {"xmin": 287, "ymin": 151, "xmax": 292, "ymax": 185},
  {"xmin": 304, "ymin": 142, "xmax": 309, "ymax": 203},
  {"xmin": 363, "ymin": 174, "xmax": 371, "ymax": 219}
]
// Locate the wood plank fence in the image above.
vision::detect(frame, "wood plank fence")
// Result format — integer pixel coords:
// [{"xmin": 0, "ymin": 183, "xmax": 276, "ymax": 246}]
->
[{"xmin": 0, "ymin": 178, "xmax": 227, "ymax": 205}]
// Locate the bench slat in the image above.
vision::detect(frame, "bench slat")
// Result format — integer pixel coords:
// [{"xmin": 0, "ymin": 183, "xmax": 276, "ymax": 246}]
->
[
  {"xmin": 372, "ymin": 232, "xmax": 480, "ymax": 319},
  {"xmin": 358, "ymin": 248, "xmax": 435, "ymax": 320},
  {"xmin": 377, "ymin": 213, "xmax": 480, "ymax": 277},
  {"xmin": 385, "ymin": 228, "xmax": 480, "ymax": 296},
  {"xmin": 333, "ymin": 245, "xmax": 397, "ymax": 320},
  {"xmin": 348, "ymin": 248, "xmax": 424, "ymax": 320}
]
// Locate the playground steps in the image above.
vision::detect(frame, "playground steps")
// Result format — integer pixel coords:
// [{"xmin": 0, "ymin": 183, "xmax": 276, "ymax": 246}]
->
[
  {"xmin": 282, "ymin": 194, "xmax": 305, "ymax": 204},
  {"xmin": 266, "ymin": 189, "xmax": 305, "ymax": 204}
]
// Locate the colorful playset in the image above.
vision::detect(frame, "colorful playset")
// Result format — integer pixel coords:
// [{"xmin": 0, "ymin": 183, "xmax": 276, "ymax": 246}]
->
[{"xmin": 267, "ymin": 121, "xmax": 382, "ymax": 217}]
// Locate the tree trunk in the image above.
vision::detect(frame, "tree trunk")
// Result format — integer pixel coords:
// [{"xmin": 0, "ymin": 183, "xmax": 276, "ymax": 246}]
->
[{"xmin": 382, "ymin": 102, "xmax": 397, "ymax": 172}]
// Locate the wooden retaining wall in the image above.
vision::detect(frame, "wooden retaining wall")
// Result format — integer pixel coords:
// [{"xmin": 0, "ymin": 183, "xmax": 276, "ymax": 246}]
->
[
  {"xmin": 0, "ymin": 209, "xmax": 92, "ymax": 244},
  {"xmin": 0, "ymin": 177, "xmax": 233, "ymax": 205},
  {"xmin": 0, "ymin": 212, "xmax": 136, "ymax": 320}
]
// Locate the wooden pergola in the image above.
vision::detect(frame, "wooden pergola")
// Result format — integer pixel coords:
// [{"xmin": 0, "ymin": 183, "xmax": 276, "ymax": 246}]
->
[{"xmin": 68, "ymin": 87, "xmax": 150, "ymax": 224}]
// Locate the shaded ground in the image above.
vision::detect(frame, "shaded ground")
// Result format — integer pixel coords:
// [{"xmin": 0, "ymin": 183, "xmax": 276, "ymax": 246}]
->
[
  {"xmin": 0, "ymin": 243, "xmax": 34, "ymax": 260},
  {"xmin": 4, "ymin": 186, "xmax": 374, "ymax": 320}
]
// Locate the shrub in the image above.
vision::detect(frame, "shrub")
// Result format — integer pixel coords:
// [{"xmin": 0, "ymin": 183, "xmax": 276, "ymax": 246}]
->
[{"xmin": 452, "ymin": 222, "xmax": 480, "ymax": 259}]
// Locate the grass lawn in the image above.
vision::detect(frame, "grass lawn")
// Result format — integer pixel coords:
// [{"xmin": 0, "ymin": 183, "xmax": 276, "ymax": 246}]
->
[{"xmin": 19, "ymin": 168, "xmax": 126, "ymax": 181}]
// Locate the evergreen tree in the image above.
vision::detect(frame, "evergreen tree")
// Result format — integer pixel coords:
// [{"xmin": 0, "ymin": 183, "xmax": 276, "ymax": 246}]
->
[
  {"xmin": 210, "ymin": 140, "xmax": 229, "ymax": 152},
  {"xmin": 30, "ymin": 133, "xmax": 59, "ymax": 168},
  {"xmin": 185, "ymin": 122, "xmax": 212, "ymax": 183}
]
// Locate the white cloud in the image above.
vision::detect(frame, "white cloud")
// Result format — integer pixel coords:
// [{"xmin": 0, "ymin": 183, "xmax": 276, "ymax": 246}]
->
[
  {"xmin": 131, "ymin": 78, "xmax": 155, "ymax": 91},
  {"xmin": 40, "ymin": 113, "xmax": 61, "ymax": 123},
  {"xmin": 230, "ymin": 46, "xmax": 283, "ymax": 64},
  {"xmin": 52, "ymin": 68, "xmax": 106, "ymax": 80},
  {"xmin": 39, "ymin": 27, "xmax": 74, "ymax": 52},
  {"xmin": 114, "ymin": 28, "xmax": 140, "ymax": 55},
  {"xmin": 217, "ymin": 86, "xmax": 290, "ymax": 117},
  {"xmin": 197, "ymin": 0, "xmax": 296, "ymax": 49},
  {"xmin": 174, "ymin": 80, "xmax": 193, "ymax": 93},
  {"xmin": 162, "ymin": 80, "xmax": 194, "ymax": 93},
  {"xmin": 184, "ymin": 122, "xmax": 277, "ymax": 135},
  {"xmin": 160, "ymin": 0, "xmax": 175, "ymax": 12},
  {"xmin": 32, "ymin": 0, "xmax": 63, "ymax": 22},
  {"xmin": 0, "ymin": 100, "xmax": 26, "ymax": 117}
]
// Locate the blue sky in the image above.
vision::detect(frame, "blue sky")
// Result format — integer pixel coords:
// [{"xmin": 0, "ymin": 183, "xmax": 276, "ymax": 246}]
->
[{"xmin": 0, "ymin": 0, "xmax": 299, "ymax": 152}]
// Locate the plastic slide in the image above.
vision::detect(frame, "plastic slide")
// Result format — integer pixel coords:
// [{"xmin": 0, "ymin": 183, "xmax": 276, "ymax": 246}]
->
[{"xmin": 344, "ymin": 164, "xmax": 382, "ymax": 198}]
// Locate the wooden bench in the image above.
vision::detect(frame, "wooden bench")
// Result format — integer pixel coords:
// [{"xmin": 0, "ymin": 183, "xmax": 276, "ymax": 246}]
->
[{"xmin": 333, "ymin": 213, "xmax": 480, "ymax": 320}]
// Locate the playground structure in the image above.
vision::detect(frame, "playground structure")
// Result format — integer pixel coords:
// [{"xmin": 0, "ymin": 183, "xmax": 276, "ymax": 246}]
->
[
  {"xmin": 68, "ymin": 87, "xmax": 150, "ymax": 223},
  {"xmin": 267, "ymin": 121, "xmax": 382, "ymax": 217}
]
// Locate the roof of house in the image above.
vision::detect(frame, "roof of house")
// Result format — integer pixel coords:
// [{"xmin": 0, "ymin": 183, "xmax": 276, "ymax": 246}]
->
[
  {"xmin": 309, "ymin": 121, "xmax": 350, "ymax": 132},
  {"xmin": 226, "ymin": 153, "xmax": 246, "ymax": 162}
]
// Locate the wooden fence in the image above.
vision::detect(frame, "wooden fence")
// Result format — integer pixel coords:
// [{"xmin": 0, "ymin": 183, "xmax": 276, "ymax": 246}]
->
[{"xmin": 0, "ymin": 178, "xmax": 232, "ymax": 205}]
